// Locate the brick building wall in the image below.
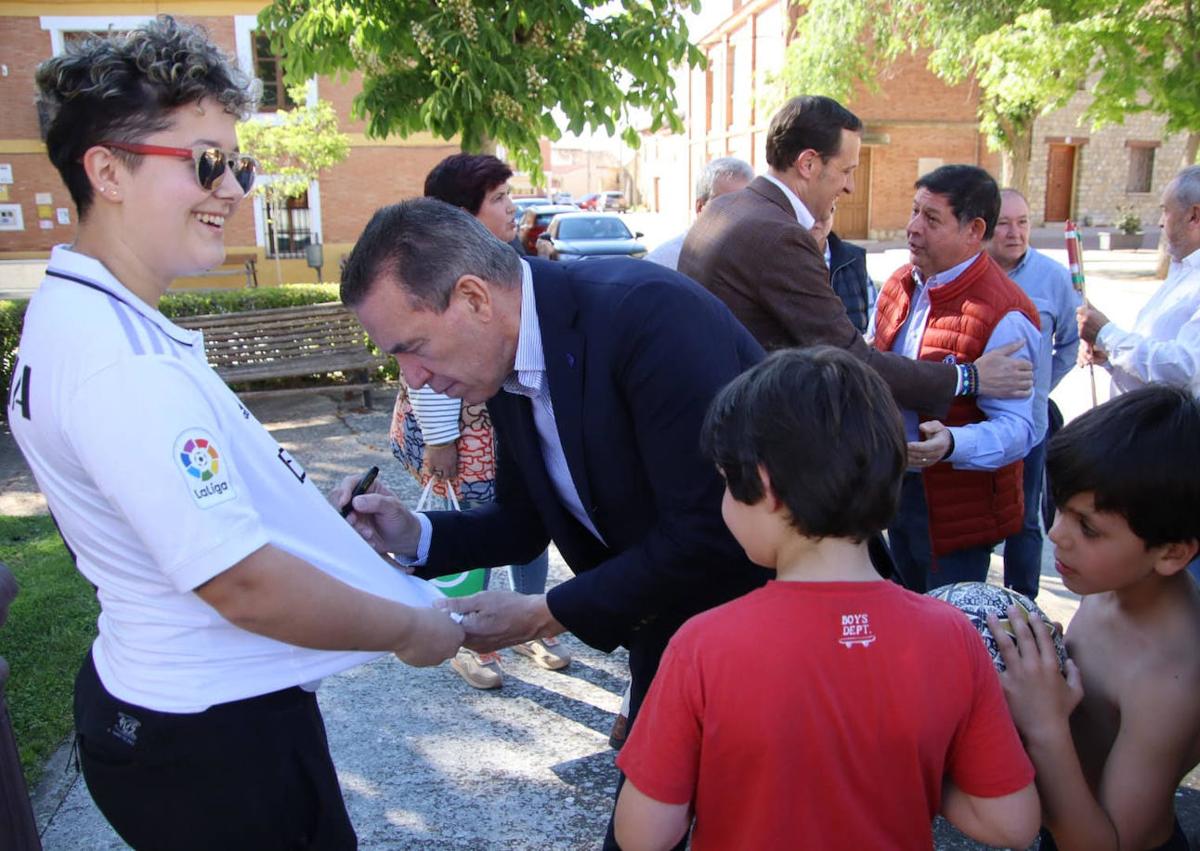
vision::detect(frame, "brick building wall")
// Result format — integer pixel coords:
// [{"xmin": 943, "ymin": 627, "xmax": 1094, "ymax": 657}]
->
[
  {"xmin": 686, "ymin": 0, "xmax": 996, "ymax": 239},
  {"xmin": 0, "ymin": 7, "xmax": 457, "ymax": 286},
  {"xmin": 1027, "ymin": 88, "xmax": 1189, "ymax": 228}
]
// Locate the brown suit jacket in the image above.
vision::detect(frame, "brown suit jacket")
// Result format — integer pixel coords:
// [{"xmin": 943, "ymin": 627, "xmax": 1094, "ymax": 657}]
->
[{"xmin": 678, "ymin": 176, "xmax": 956, "ymax": 416}]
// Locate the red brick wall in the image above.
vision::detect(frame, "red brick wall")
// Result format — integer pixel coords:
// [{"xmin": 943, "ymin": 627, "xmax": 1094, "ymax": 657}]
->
[
  {"xmin": 0, "ymin": 19, "xmax": 52, "ymax": 141},
  {"xmin": 322, "ymin": 73, "xmax": 369, "ymax": 135},
  {"xmin": 0, "ymin": 12, "xmax": 457, "ymax": 271},
  {"xmin": 319, "ymin": 145, "xmax": 457, "ymax": 244},
  {"xmin": 849, "ymin": 52, "xmax": 981, "ymax": 123},
  {"xmin": 867, "ymin": 127, "xmax": 998, "ymax": 233}
]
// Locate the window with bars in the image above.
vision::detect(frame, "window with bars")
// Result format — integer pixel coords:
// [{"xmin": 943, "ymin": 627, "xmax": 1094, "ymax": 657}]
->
[
  {"xmin": 265, "ymin": 191, "xmax": 312, "ymax": 258},
  {"xmin": 253, "ymin": 33, "xmax": 295, "ymax": 112}
]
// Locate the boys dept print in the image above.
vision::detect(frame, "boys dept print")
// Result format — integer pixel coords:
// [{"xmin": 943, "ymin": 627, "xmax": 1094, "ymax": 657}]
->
[{"xmin": 174, "ymin": 430, "xmax": 237, "ymax": 508}]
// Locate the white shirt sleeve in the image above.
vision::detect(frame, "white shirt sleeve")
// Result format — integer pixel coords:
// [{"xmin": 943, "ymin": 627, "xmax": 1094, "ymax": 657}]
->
[
  {"xmin": 1096, "ymin": 300, "xmax": 1200, "ymax": 394},
  {"xmin": 948, "ymin": 311, "xmax": 1040, "ymax": 471},
  {"xmin": 62, "ymin": 356, "xmax": 269, "ymax": 592},
  {"xmin": 407, "ymin": 386, "xmax": 462, "ymax": 445},
  {"xmin": 392, "ymin": 512, "xmax": 434, "ymax": 567}
]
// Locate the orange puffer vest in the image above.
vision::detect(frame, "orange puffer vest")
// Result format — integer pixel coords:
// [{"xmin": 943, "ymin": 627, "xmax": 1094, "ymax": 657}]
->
[{"xmin": 874, "ymin": 253, "xmax": 1040, "ymax": 556}]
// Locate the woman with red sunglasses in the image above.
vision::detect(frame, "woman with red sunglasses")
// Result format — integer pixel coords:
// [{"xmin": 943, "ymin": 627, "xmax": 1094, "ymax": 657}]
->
[{"xmin": 13, "ymin": 16, "xmax": 463, "ymax": 849}]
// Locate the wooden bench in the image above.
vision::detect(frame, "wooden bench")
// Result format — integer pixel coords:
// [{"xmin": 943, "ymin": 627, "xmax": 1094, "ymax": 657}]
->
[
  {"xmin": 175, "ymin": 302, "xmax": 387, "ymax": 405},
  {"xmin": 193, "ymin": 252, "xmax": 259, "ymax": 287}
]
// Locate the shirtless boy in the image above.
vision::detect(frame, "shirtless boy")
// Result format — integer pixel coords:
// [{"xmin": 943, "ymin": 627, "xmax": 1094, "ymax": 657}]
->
[{"xmin": 990, "ymin": 384, "xmax": 1200, "ymax": 851}]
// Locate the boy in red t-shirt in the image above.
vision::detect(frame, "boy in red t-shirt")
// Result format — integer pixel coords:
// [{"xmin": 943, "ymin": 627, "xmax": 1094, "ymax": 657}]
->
[{"xmin": 613, "ymin": 346, "xmax": 1039, "ymax": 851}]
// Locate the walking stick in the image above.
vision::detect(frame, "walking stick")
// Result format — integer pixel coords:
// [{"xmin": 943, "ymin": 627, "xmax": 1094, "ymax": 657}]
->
[{"xmin": 1064, "ymin": 220, "xmax": 1099, "ymax": 407}]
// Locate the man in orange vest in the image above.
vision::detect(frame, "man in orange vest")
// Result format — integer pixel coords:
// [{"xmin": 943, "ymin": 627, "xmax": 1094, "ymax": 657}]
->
[{"xmin": 872, "ymin": 165, "xmax": 1042, "ymax": 592}]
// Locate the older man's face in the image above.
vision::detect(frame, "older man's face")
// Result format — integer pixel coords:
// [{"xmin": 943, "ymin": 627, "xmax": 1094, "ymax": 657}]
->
[
  {"xmin": 354, "ymin": 275, "xmax": 516, "ymax": 404},
  {"xmin": 989, "ymin": 193, "xmax": 1031, "ymax": 271},
  {"xmin": 1160, "ymin": 181, "xmax": 1200, "ymax": 262}
]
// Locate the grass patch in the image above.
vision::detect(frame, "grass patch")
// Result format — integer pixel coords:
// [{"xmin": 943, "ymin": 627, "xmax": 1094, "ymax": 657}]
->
[{"xmin": 0, "ymin": 515, "xmax": 98, "ymax": 787}]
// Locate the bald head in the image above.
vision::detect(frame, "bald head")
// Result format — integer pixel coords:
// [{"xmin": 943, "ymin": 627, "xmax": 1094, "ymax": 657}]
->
[
  {"xmin": 1162, "ymin": 166, "xmax": 1200, "ymax": 261},
  {"xmin": 988, "ymin": 189, "xmax": 1031, "ymax": 272}
]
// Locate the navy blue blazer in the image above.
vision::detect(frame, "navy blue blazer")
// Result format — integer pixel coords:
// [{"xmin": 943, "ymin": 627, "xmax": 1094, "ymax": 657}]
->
[{"xmin": 419, "ymin": 257, "xmax": 771, "ymax": 653}]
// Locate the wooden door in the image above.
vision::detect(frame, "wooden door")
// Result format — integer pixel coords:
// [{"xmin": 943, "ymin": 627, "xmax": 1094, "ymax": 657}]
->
[
  {"xmin": 833, "ymin": 147, "xmax": 871, "ymax": 239},
  {"xmin": 1044, "ymin": 144, "xmax": 1076, "ymax": 222}
]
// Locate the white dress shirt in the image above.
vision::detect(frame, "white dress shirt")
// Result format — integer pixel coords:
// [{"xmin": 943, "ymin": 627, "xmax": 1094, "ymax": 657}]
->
[
  {"xmin": 1097, "ymin": 247, "xmax": 1200, "ymax": 396},
  {"xmin": 762, "ymin": 173, "xmax": 816, "ymax": 228},
  {"xmin": 408, "ymin": 260, "xmax": 603, "ymax": 563}
]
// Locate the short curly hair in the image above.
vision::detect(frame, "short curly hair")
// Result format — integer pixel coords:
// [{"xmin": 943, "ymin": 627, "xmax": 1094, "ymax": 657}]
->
[{"xmin": 36, "ymin": 15, "xmax": 256, "ymax": 219}]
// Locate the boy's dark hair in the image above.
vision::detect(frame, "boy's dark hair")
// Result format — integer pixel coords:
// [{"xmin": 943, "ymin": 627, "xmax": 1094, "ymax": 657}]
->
[
  {"xmin": 914, "ymin": 164, "xmax": 1001, "ymax": 240},
  {"xmin": 35, "ymin": 15, "xmax": 254, "ymax": 220},
  {"xmin": 701, "ymin": 346, "xmax": 906, "ymax": 542},
  {"xmin": 424, "ymin": 154, "xmax": 514, "ymax": 215},
  {"xmin": 1047, "ymin": 384, "xmax": 1200, "ymax": 548},
  {"xmin": 764, "ymin": 95, "xmax": 862, "ymax": 172}
]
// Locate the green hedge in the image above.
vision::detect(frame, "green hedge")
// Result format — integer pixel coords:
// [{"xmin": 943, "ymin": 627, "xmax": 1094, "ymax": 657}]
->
[
  {"xmin": 157, "ymin": 284, "xmax": 340, "ymax": 318},
  {"xmin": 1, "ymin": 284, "xmax": 395, "ymax": 423}
]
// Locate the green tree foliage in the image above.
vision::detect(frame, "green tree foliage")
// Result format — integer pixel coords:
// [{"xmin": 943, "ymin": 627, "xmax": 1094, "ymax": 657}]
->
[
  {"xmin": 257, "ymin": 0, "xmax": 705, "ymax": 178},
  {"xmin": 237, "ymin": 84, "xmax": 351, "ymax": 204},
  {"xmin": 237, "ymin": 85, "xmax": 349, "ymax": 269},
  {"xmin": 776, "ymin": 0, "xmax": 1089, "ymax": 193},
  {"xmin": 1087, "ymin": 0, "xmax": 1200, "ymax": 168}
]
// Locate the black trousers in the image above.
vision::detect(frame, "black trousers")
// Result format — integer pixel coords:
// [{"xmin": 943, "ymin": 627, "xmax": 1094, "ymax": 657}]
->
[
  {"xmin": 74, "ymin": 651, "xmax": 356, "ymax": 851},
  {"xmin": 603, "ymin": 616, "xmax": 690, "ymax": 851}
]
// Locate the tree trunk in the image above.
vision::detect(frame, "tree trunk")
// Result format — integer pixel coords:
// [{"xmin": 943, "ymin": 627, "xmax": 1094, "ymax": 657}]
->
[
  {"xmin": 1000, "ymin": 121, "xmax": 1034, "ymax": 196},
  {"xmin": 462, "ymin": 134, "xmax": 497, "ymax": 156},
  {"xmin": 1155, "ymin": 130, "xmax": 1200, "ymax": 278}
]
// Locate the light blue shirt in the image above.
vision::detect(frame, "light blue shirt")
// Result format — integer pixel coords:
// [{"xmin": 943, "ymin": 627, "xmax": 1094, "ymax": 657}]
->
[
  {"xmin": 1006, "ymin": 248, "xmax": 1081, "ymax": 389},
  {"xmin": 889, "ymin": 253, "xmax": 1040, "ymax": 471},
  {"xmin": 407, "ymin": 260, "xmax": 603, "ymax": 564},
  {"xmin": 1004, "ymin": 248, "xmax": 1082, "ymax": 438}
]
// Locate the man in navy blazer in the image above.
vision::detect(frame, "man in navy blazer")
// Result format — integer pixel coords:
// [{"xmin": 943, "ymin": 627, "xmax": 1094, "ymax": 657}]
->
[{"xmin": 338, "ymin": 199, "xmax": 770, "ymax": 841}]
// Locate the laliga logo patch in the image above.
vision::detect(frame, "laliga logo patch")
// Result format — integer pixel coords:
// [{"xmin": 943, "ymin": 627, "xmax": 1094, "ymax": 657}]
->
[
  {"xmin": 174, "ymin": 430, "xmax": 236, "ymax": 508},
  {"xmin": 180, "ymin": 436, "xmax": 219, "ymax": 481}
]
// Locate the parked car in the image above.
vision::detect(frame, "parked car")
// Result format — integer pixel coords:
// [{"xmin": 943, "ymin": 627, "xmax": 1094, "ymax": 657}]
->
[
  {"xmin": 534, "ymin": 212, "xmax": 647, "ymax": 261},
  {"xmin": 599, "ymin": 191, "xmax": 627, "ymax": 212},
  {"xmin": 517, "ymin": 203, "xmax": 579, "ymax": 254},
  {"xmin": 578, "ymin": 191, "xmax": 627, "ymax": 212},
  {"xmin": 512, "ymin": 196, "xmax": 551, "ymax": 225},
  {"xmin": 552, "ymin": 191, "xmax": 574, "ymax": 204}
]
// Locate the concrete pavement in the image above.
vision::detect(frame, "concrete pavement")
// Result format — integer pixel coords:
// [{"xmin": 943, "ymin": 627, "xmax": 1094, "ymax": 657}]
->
[{"xmin": 4, "ymin": 244, "xmax": 1199, "ymax": 848}]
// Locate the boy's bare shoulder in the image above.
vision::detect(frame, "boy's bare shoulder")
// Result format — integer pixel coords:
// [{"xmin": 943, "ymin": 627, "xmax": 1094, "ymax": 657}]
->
[{"xmin": 1070, "ymin": 582, "xmax": 1200, "ymax": 713}]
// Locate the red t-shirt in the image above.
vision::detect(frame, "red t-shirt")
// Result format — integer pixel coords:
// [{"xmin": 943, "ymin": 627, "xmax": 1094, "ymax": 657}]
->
[{"xmin": 617, "ymin": 580, "xmax": 1034, "ymax": 850}]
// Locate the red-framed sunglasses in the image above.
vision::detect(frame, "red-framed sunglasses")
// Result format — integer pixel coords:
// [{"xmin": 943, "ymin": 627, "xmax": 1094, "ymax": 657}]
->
[{"xmin": 97, "ymin": 141, "xmax": 258, "ymax": 193}]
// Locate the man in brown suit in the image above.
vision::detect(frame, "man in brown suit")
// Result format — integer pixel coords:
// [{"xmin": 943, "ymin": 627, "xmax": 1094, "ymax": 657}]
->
[{"xmin": 679, "ymin": 95, "xmax": 1032, "ymax": 418}]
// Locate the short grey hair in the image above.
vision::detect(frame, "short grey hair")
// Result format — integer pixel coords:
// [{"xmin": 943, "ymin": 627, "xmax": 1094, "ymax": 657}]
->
[
  {"xmin": 341, "ymin": 198, "xmax": 521, "ymax": 311},
  {"xmin": 696, "ymin": 157, "xmax": 754, "ymax": 203},
  {"xmin": 1169, "ymin": 165, "xmax": 1200, "ymax": 209}
]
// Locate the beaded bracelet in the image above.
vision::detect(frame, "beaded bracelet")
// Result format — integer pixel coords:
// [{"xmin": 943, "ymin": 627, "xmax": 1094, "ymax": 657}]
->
[{"xmin": 958, "ymin": 363, "xmax": 980, "ymax": 397}]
